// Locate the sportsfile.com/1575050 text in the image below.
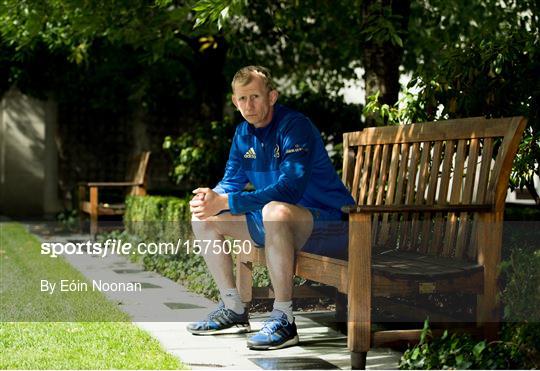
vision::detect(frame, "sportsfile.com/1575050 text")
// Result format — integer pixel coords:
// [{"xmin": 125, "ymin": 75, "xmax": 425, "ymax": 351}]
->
[{"xmin": 40, "ymin": 238, "xmax": 253, "ymax": 258}]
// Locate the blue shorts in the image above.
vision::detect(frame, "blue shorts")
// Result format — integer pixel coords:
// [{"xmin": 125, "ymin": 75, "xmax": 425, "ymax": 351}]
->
[{"xmin": 245, "ymin": 207, "xmax": 349, "ymax": 260}]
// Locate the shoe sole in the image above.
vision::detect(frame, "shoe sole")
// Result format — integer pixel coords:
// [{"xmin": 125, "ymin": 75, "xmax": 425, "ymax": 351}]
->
[
  {"xmin": 247, "ymin": 335, "xmax": 299, "ymax": 350},
  {"xmin": 188, "ymin": 324, "xmax": 251, "ymax": 335}
]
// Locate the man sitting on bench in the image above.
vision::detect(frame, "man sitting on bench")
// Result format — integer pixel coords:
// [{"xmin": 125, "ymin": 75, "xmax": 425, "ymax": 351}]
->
[{"xmin": 187, "ymin": 65, "xmax": 354, "ymax": 350}]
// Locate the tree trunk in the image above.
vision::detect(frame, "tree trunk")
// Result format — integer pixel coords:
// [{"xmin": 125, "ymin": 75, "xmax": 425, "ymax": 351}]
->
[
  {"xmin": 131, "ymin": 106, "xmax": 150, "ymax": 156},
  {"xmin": 361, "ymin": 0, "xmax": 411, "ymax": 126},
  {"xmin": 188, "ymin": 35, "xmax": 228, "ymax": 123},
  {"xmin": 177, "ymin": 32, "xmax": 227, "ymax": 123}
]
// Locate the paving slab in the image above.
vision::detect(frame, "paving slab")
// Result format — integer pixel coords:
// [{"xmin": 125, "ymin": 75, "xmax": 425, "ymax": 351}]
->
[{"xmin": 31, "ymin": 229, "xmax": 402, "ymax": 369}]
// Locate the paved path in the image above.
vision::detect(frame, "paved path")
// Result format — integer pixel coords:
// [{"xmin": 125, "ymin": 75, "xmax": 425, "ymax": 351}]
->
[{"xmin": 33, "ymin": 228, "xmax": 402, "ymax": 370}]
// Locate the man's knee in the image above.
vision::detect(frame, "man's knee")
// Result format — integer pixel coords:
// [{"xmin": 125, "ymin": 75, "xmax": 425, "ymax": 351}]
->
[
  {"xmin": 191, "ymin": 212, "xmax": 226, "ymax": 223},
  {"xmin": 191, "ymin": 212, "xmax": 245, "ymax": 238},
  {"xmin": 191, "ymin": 213, "xmax": 208, "ymax": 225},
  {"xmin": 191, "ymin": 213, "xmax": 219, "ymax": 233},
  {"xmin": 262, "ymin": 201, "xmax": 295, "ymax": 223}
]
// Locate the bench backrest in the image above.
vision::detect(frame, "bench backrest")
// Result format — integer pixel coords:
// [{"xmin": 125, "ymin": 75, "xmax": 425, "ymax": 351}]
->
[
  {"xmin": 342, "ymin": 117, "xmax": 526, "ymax": 261},
  {"xmin": 125, "ymin": 151, "xmax": 151, "ymax": 195}
]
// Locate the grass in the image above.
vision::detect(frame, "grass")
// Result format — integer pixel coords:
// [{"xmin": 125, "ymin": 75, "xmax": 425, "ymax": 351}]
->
[{"xmin": 0, "ymin": 222, "xmax": 186, "ymax": 369}]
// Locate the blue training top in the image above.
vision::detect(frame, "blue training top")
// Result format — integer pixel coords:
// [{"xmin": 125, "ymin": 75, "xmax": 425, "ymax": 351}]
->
[{"xmin": 214, "ymin": 104, "xmax": 355, "ymax": 215}]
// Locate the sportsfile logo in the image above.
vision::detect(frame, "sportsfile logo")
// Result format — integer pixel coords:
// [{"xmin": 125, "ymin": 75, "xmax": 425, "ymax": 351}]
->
[{"xmin": 244, "ymin": 147, "xmax": 256, "ymax": 159}]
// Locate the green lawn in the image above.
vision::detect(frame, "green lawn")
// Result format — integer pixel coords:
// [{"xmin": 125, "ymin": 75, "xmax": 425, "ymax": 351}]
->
[{"xmin": 0, "ymin": 222, "xmax": 186, "ymax": 369}]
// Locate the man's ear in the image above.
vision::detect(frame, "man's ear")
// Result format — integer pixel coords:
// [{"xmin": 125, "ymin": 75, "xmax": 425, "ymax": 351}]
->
[
  {"xmin": 269, "ymin": 89, "xmax": 279, "ymax": 105},
  {"xmin": 231, "ymin": 95, "xmax": 239, "ymax": 109}
]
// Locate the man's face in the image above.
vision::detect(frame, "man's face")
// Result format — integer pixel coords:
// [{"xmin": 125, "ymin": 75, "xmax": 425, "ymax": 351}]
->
[{"xmin": 232, "ymin": 74, "xmax": 278, "ymax": 128}]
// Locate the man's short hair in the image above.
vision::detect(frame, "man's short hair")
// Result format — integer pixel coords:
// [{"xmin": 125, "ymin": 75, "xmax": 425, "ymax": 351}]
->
[{"xmin": 231, "ymin": 65, "xmax": 276, "ymax": 92}]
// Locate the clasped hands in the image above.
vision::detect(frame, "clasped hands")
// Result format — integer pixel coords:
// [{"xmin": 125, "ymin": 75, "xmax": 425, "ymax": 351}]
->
[{"xmin": 189, "ymin": 188, "xmax": 229, "ymax": 220}]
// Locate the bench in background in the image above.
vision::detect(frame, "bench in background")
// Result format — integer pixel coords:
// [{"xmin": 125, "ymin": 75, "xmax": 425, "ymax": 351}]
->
[{"xmin": 79, "ymin": 151, "xmax": 150, "ymax": 236}]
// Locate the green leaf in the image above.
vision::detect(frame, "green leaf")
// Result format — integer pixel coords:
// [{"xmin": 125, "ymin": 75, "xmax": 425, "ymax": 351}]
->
[
  {"xmin": 392, "ymin": 32, "xmax": 403, "ymax": 47},
  {"xmin": 473, "ymin": 341, "xmax": 486, "ymax": 357}
]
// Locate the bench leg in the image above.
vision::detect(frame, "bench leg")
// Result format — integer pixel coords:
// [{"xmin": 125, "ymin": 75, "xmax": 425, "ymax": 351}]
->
[
  {"xmin": 90, "ymin": 186, "xmax": 98, "ymax": 238},
  {"xmin": 236, "ymin": 256, "xmax": 253, "ymax": 304},
  {"xmin": 351, "ymin": 351, "xmax": 367, "ymax": 369},
  {"xmin": 348, "ymin": 213, "xmax": 372, "ymax": 370},
  {"xmin": 476, "ymin": 212, "xmax": 502, "ymax": 341}
]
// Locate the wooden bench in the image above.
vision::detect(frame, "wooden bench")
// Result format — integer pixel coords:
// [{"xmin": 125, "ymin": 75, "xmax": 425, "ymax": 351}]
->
[
  {"xmin": 236, "ymin": 116, "xmax": 526, "ymax": 369},
  {"xmin": 79, "ymin": 151, "xmax": 150, "ymax": 236}
]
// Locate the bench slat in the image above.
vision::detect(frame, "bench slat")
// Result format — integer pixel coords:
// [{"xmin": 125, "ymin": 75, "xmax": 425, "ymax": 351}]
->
[
  {"xmin": 455, "ymin": 138, "xmax": 480, "ymax": 258},
  {"xmin": 367, "ymin": 145, "xmax": 382, "ymax": 205},
  {"xmin": 476, "ymin": 138, "xmax": 493, "ymax": 204},
  {"xmin": 420, "ymin": 141, "xmax": 443, "ymax": 253},
  {"xmin": 375, "ymin": 144, "xmax": 391, "ymax": 206},
  {"xmin": 468, "ymin": 138, "xmax": 495, "ymax": 260},
  {"xmin": 351, "ymin": 145, "xmax": 365, "ymax": 202},
  {"xmin": 345, "ymin": 117, "xmax": 516, "ymax": 145},
  {"xmin": 431, "ymin": 140, "xmax": 454, "ymax": 254},
  {"xmin": 379, "ymin": 143, "xmax": 401, "ymax": 248},
  {"xmin": 389, "ymin": 143, "xmax": 409, "ymax": 249},
  {"xmin": 411, "ymin": 142, "xmax": 431, "ymax": 251},
  {"xmin": 373, "ymin": 144, "xmax": 391, "ymax": 248},
  {"xmin": 402, "ymin": 142, "xmax": 421, "ymax": 250},
  {"xmin": 343, "ymin": 204, "xmax": 493, "ymax": 213},
  {"xmin": 342, "ymin": 135, "xmax": 355, "ymax": 191},
  {"xmin": 443, "ymin": 139, "xmax": 467, "ymax": 257},
  {"xmin": 358, "ymin": 145, "xmax": 372, "ymax": 205}
]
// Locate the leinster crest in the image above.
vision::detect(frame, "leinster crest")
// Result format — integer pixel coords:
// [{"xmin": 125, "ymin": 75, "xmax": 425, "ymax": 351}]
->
[{"xmin": 273, "ymin": 144, "xmax": 280, "ymax": 158}]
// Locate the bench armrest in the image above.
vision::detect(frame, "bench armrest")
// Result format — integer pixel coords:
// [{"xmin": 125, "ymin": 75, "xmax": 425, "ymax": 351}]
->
[
  {"xmin": 79, "ymin": 182, "xmax": 144, "ymax": 187},
  {"xmin": 342, "ymin": 204, "xmax": 494, "ymax": 214}
]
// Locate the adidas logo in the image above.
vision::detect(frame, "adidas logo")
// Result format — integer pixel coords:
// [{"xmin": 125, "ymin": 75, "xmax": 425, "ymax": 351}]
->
[{"xmin": 244, "ymin": 147, "xmax": 257, "ymax": 159}]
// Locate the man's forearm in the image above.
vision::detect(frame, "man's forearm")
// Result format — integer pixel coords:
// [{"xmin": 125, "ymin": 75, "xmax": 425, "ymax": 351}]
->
[{"xmin": 219, "ymin": 193, "xmax": 230, "ymax": 212}]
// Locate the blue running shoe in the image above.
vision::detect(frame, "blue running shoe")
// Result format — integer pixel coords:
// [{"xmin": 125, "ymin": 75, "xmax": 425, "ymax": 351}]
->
[
  {"xmin": 247, "ymin": 310, "xmax": 299, "ymax": 350},
  {"xmin": 187, "ymin": 301, "xmax": 250, "ymax": 335}
]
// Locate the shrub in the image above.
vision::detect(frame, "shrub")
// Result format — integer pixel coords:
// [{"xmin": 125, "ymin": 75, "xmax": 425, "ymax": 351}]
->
[
  {"xmin": 400, "ymin": 240, "xmax": 540, "ymax": 369},
  {"xmin": 500, "ymin": 246, "xmax": 540, "ymax": 323},
  {"xmin": 399, "ymin": 320, "xmax": 522, "ymax": 369},
  {"xmin": 499, "ymin": 244, "xmax": 540, "ymax": 369},
  {"xmin": 124, "ymin": 194, "xmax": 191, "ymax": 242},
  {"xmin": 162, "ymin": 119, "xmax": 235, "ymax": 190}
]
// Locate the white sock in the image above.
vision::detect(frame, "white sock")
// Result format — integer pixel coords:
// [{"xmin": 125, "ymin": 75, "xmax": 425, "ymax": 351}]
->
[
  {"xmin": 221, "ymin": 288, "xmax": 245, "ymax": 314},
  {"xmin": 273, "ymin": 300, "xmax": 294, "ymax": 322}
]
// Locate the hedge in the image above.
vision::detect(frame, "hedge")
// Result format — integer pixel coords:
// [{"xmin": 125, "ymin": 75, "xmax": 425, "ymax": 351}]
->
[{"xmin": 124, "ymin": 195, "xmax": 191, "ymax": 241}]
